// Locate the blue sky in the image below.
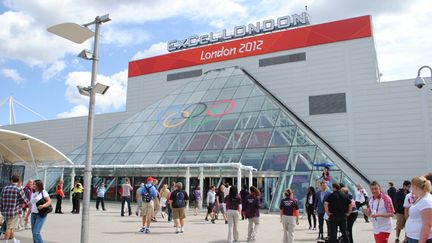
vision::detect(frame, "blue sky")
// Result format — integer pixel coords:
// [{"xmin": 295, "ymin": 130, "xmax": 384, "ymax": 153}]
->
[{"xmin": 0, "ymin": 0, "xmax": 431, "ymax": 125}]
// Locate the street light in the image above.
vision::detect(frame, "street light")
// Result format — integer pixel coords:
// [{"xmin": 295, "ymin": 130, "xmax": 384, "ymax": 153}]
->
[
  {"xmin": 48, "ymin": 14, "xmax": 111, "ymax": 243},
  {"xmin": 414, "ymin": 65, "xmax": 432, "ymax": 89}
]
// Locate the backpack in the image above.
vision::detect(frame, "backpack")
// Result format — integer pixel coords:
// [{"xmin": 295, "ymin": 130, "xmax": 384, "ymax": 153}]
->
[
  {"xmin": 141, "ymin": 185, "xmax": 153, "ymax": 203},
  {"xmin": 174, "ymin": 191, "xmax": 186, "ymax": 208}
]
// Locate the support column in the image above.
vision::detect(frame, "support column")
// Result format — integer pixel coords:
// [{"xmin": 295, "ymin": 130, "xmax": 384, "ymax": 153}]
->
[
  {"xmin": 199, "ymin": 167, "xmax": 204, "ymax": 210},
  {"xmin": 185, "ymin": 167, "xmax": 190, "ymax": 210},
  {"xmin": 249, "ymin": 170, "xmax": 253, "ymax": 189},
  {"xmin": 60, "ymin": 168, "xmax": 65, "ymax": 181},
  {"xmin": 70, "ymin": 168, "xmax": 75, "ymax": 202},
  {"xmin": 43, "ymin": 168, "xmax": 48, "ymax": 186},
  {"xmin": 237, "ymin": 167, "xmax": 241, "ymax": 192}
]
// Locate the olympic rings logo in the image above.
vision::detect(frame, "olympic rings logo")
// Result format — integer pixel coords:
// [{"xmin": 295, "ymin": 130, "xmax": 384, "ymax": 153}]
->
[{"xmin": 156, "ymin": 99, "xmax": 236, "ymax": 128}]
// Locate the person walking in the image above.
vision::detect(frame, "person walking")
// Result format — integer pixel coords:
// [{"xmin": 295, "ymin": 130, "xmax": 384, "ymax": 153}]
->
[
  {"xmin": 324, "ymin": 183, "xmax": 351, "ymax": 243},
  {"xmin": 363, "ymin": 181, "xmax": 395, "ymax": 243},
  {"xmin": 193, "ymin": 186, "xmax": 202, "ymax": 216},
  {"xmin": 25, "ymin": 180, "xmax": 52, "ymax": 243},
  {"xmin": 0, "ymin": 175, "xmax": 30, "ymax": 243},
  {"xmin": 54, "ymin": 180, "xmax": 64, "ymax": 214},
  {"xmin": 22, "ymin": 180, "xmax": 33, "ymax": 229},
  {"xmin": 96, "ymin": 182, "xmax": 106, "ymax": 211},
  {"xmin": 280, "ymin": 188, "xmax": 299, "ymax": 243},
  {"xmin": 405, "ymin": 176, "xmax": 432, "ymax": 243},
  {"xmin": 240, "ymin": 185, "xmax": 249, "ymax": 220},
  {"xmin": 388, "ymin": 182, "xmax": 398, "ymax": 208},
  {"xmin": 245, "ymin": 186, "xmax": 261, "ymax": 242},
  {"xmin": 135, "ymin": 182, "xmax": 144, "ymax": 216},
  {"xmin": 151, "ymin": 179, "xmax": 160, "ymax": 222},
  {"xmin": 342, "ymin": 187, "xmax": 358, "ymax": 243},
  {"xmin": 71, "ymin": 180, "xmax": 83, "ymax": 214},
  {"xmin": 139, "ymin": 177, "xmax": 158, "ymax": 234},
  {"xmin": 159, "ymin": 184, "xmax": 171, "ymax": 221},
  {"xmin": 225, "ymin": 186, "xmax": 242, "ymax": 243},
  {"xmin": 121, "ymin": 178, "xmax": 133, "ymax": 217},
  {"xmin": 315, "ymin": 181, "xmax": 331, "ymax": 240},
  {"xmin": 205, "ymin": 185, "xmax": 216, "ymax": 223},
  {"xmin": 355, "ymin": 184, "xmax": 369, "ymax": 223},
  {"xmin": 170, "ymin": 182, "xmax": 189, "ymax": 233},
  {"xmin": 216, "ymin": 185, "xmax": 228, "ymax": 224},
  {"xmin": 394, "ymin": 180, "xmax": 411, "ymax": 243},
  {"xmin": 305, "ymin": 186, "xmax": 317, "ymax": 230}
]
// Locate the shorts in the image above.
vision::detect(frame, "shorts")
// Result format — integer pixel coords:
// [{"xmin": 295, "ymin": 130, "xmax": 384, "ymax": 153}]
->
[
  {"xmin": 218, "ymin": 203, "xmax": 226, "ymax": 214},
  {"xmin": 395, "ymin": 213, "xmax": 406, "ymax": 230},
  {"xmin": 141, "ymin": 201, "xmax": 154, "ymax": 216},
  {"xmin": 195, "ymin": 200, "xmax": 202, "ymax": 209},
  {"xmin": 6, "ymin": 217, "xmax": 18, "ymax": 230},
  {"xmin": 207, "ymin": 203, "xmax": 215, "ymax": 214},
  {"xmin": 374, "ymin": 232, "xmax": 390, "ymax": 243},
  {"xmin": 172, "ymin": 208, "xmax": 186, "ymax": 220}
]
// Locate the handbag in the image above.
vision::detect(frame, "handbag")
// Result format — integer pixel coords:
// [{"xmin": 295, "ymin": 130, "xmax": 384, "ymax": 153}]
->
[{"xmin": 36, "ymin": 192, "xmax": 53, "ymax": 217}]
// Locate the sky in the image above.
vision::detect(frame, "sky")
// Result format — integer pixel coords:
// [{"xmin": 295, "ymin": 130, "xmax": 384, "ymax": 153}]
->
[{"xmin": 0, "ymin": 0, "xmax": 431, "ymax": 125}]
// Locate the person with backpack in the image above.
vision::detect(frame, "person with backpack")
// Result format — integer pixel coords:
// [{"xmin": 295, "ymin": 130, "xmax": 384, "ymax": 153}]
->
[
  {"xmin": 245, "ymin": 186, "xmax": 261, "ymax": 242},
  {"xmin": 225, "ymin": 186, "xmax": 242, "ymax": 243},
  {"xmin": 139, "ymin": 177, "xmax": 158, "ymax": 234},
  {"xmin": 169, "ymin": 182, "xmax": 189, "ymax": 233}
]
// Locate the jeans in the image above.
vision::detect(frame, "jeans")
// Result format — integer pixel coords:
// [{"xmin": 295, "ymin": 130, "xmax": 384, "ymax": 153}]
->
[
  {"xmin": 347, "ymin": 212, "xmax": 358, "ymax": 243},
  {"xmin": 328, "ymin": 216, "xmax": 349, "ymax": 243},
  {"xmin": 55, "ymin": 195, "xmax": 62, "ymax": 213},
  {"xmin": 31, "ymin": 213, "xmax": 47, "ymax": 243},
  {"xmin": 167, "ymin": 205, "xmax": 173, "ymax": 222},
  {"xmin": 96, "ymin": 197, "xmax": 105, "ymax": 210},
  {"xmin": 227, "ymin": 210, "xmax": 239, "ymax": 242},
  {"xmin": 121, "ymin": 196, "xmax": 131, "ymax": 216},
  {"xmin": 407, "ymin": 238, "xmax": 432, "ymax": 243}
]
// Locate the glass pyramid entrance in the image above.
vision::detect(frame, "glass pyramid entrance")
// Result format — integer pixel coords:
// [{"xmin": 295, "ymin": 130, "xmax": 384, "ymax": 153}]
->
[{"xmin": 67, "ymin": 66, "xmax": 367, "ymax": 211}]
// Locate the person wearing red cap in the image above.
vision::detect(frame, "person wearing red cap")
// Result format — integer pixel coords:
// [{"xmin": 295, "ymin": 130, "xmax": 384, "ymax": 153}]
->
[{"xmin": 139, "ymin": 177, "xmax": 158, "ymax": 234}]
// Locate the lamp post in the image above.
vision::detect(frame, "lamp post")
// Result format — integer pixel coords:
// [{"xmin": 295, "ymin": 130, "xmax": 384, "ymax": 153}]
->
[
  {"xmin": 414, "ymin": 65, "xmax": 432, "ymax": 89},
  {"xmin": 48, "ymin": 14, "xmax": 111, "ymax": 243}
]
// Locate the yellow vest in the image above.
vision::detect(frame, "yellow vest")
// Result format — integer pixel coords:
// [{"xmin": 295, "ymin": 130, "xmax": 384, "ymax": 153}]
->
[{"xmin": 72, "ymin": 183, "xmax": 83, "ymax": 193}]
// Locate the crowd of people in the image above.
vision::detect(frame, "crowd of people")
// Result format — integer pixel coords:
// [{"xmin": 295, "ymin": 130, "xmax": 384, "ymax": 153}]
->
[{"xmin": 1, "ymin": 171, "xmax": 432, "ymax": 243}]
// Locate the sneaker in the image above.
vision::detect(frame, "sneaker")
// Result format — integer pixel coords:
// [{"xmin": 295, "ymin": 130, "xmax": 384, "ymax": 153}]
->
[
  {"xmin": 136, "ymin": 212, "xmax": 138, "ymax": 216},
  {"xmin": 180, "ymin": 228, "xmax": 184, "ymax": 233},
  {"xmin": 211, "ymin": 219, "xmax": 215, "ymax": 224},
  {"xmin": 145, "ymin": 228, "xmax": 150, "ymax": 234},
  {"xmin": 225, "ymin": 220, "xmax": 228, "ymax": 224},
  {"xmin": 139, "ymin": 227, "xmax": 146, "ymax": 233},
  {"xmin": 176, "ymin": 228, "xmax": 180, "ymax": 234}
]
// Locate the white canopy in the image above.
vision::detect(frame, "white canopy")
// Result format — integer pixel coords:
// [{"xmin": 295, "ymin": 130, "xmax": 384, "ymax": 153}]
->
[{"xmin": 0, "ymin": 129, "xmax": 73, "ymax": 166}]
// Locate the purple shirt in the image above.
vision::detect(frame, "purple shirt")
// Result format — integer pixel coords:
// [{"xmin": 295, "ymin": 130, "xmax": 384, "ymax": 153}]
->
[
  {"xmin": 225, "ymin": 195, "xmax": 241, "ymax": 210},
  {"xmin": 245, "ymin": 194, "xmax": 260, "ymax": 218},
  {"xmin": 279, "ymin": 197, "xmax": 299, "ymax": 216}
]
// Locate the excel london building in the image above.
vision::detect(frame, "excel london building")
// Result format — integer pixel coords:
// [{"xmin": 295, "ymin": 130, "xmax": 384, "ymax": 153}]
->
[{"xmin": 4, "ymin": 14, "xmax": 431, "ymax": 211}]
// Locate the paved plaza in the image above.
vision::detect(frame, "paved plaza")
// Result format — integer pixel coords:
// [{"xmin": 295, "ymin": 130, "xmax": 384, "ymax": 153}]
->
[{"xmin": 10, "ymin": 201, "xmax": 399, "ymax": 243}]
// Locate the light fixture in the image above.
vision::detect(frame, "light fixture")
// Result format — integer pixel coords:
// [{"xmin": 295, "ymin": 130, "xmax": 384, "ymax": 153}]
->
[
  {"xmin": 415, "ymin": 65, "xmax": 432, "ymax": 89},
  {"xmin": 77, "ymin": 83, "xmax": 109, "ymax": 97},
  {"xmin": 78, "ymin": 49, "xmax": 93, "ymax": 60}
]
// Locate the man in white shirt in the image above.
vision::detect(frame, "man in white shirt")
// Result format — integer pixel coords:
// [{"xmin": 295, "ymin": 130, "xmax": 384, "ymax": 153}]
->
[
  {"xmin": 363, "ymin": 181, "xmax": 395, "ymax": 243},
  {"xmin": 355, "ymin": 184, "xmax": 369, "ymax": 223},
  {"xmin": 205, "ymin": 186, "xmax": 216, "ymax": 223}
]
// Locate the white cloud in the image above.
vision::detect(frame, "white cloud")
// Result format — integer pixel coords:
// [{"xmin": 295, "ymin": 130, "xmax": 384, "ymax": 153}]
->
[
  {"xmin": 56, "ymin": 104, "xmax": 88, "ymax": 118},
  {"xmin": 102, "ymin": 26, "xmax": 151, "ymax": 47},
  {"xmin": 1, "ymin": 68, "xmax": 25, "ymax": 84},
  {"xmin": 42, "ymin": 61, "xmax": 66, "ymax": 81},
  {"xmin": 58, "ymin": 69, "xmax": 128, "ymax": 118},
  {"xmin": 131, "ymin": 42, "xmax": 168, "ymax": 60}
]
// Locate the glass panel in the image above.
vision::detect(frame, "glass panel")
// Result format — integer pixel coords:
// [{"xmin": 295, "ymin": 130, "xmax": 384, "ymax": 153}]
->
[
  {"xmin": 210, "ymin": 77, "xmax": 229, "ymax": 89},
  {"xmin": 207, "ymin": 100, "xmax": 236, "ymax": 117},
  {"xmin": 164, "ymin": 117, "xmax": 188, "ymax": 134},
  {"xmin": 112, "ymin": 153, "xmax": 132, "ymax": 164},
  {"xmin": 95, "ymin": 153, "xmax": 116, "ymax": 165},
  {"xmin": 255, "ymin": 110, "xmax": 279, "ymax": 128},
  {"xmin": 201, "ymin": 89, "xmax": 221, "ymax": 102},
  {"xmin": 292, "ymin": 130, "xmax": 314, "ymax": 146},
  {"xmin": 172, "ymin": 93, "xmax": 191, "ymax": 105},
  {"xmin": 148, "ymin": 122, "xmax": 167, "ymax": 135},
  {"xmin": 288, "ymin": 146, "xmax": 316, "ymax": 171},
  {"xmin": 215, "ymin": 113, "xmax": 239, "ymax": 131},
  {"xmin": 159, "ymin": 152, "xmax": 180, "ymax": 164},
  {"xmin": 135, "ymin": 135, "xmax": 159, "ymax": 152},
  {"xmin": 178, "ymin": 152, "xmax": 200, "ymax": 164},
  {"xmin": 152, "ymin": 134, "xmax": 176, "ymax": 151},
  {"xmin": 73, "ymin": 154, "xmax": 86, "ymax": 165},
  {"xmin": 182, "ymin": 81, "xmax": 200, "ymax": 93},
  {"xmin": 121, "ymin": 136, "xmax": 144, "ymax": 153},
  {"xmin": 106, "ymin": 123, "xmax": 129, "ymax": 137},
  {"xmin": 225, "ymin": 131, "xmax": 251, "ymax": 149},
  {"xmin": 233, "ymin": 85, "xmax": 253, "ymax": 99},
  {"xmin": 196, "ymin": 117, "xmax": 220, "ymax": 132},
  {"xmin": 186, "ymin": 133, "xmax": 211, "ymax": 151},
  {"xmin": 230, "ymin": 98, "xmax": 246, "ymax": 113},
  {"xmin": 120, "ymin": 123, "xmax": 142, "ymax": 137},
  {"xmin": 195, "ymin": 79, "xmax": 212, "ymax": 91},
  {"xmin": 261, "ymin": 148, "xmax": 290, "ymax": 171},
  {"xmin": 225, "ymin": 75, "xmax": 245, "ymax": 88},
  {"xmin": 167, "ymin": 133, "xmax": 193, "ymax": 151},
  {"xmin": 270, "ymin": 127, "xmax": 297, "ymax": 147},
  {"xmin": 205, "ymin": 132, "xmax": 230, "ymax": 150},
  {"xmin": 94, "ymin": 138, "xmax": 117, "ymax": 153},
  {"xmin": 186, "ymin": 91, "xmax": 206, "ymax": 104},
  {"xmin": 135, "ymin": 121, "xmax": 157, "ymax": 136},
  {"xmin": 235, "ymin": 112, "xmax": 259, "ymax": 129},
  {"xmin": 240, "ymin": 75, "xmax": 253, "ymax": 85},
  {"xmin": 143, "ymin": 152, "xmax": 164, "ymax": 164},
  {"xmin": 180, "ymin": 116, "xmax": 201, "ymax": 133},
  {"xmin": 242, "ymin": 96, "xmax": 265, "ymax": 112},
  {"xmin": 125, "ymin": 153, "xmax": 147, "ymax": 165},
  {"xmin": 249, "ymin": 86, "xmax": 265, "ymax": 97},
  {"xmin": 247, "ymin": 129, "xmax": 273, "ymax": 148},
  {"xmin": 262, "ymin": 97, "xmax": 278, "ymax": 110},
  {"xmin": 314, "ymin": 148, "xmax": 333, "ymax": 166},
  {"xmin": 158, "ymin": 95, "xmax": 177, "ymax": 107},
  {"xmin": 276, "ymin": 112, "xmax": 295, "ymax": 127},
  {"xmin": 197, "ymin": 151, "xmax": 221, "ymax": 164},
  {"xmin": 217, "ymin": 87, "xmax": 237, "ymax": 100},
  {"xmin": 134, "ymin": 109, "xmax": 154, "ymax": 122},
  {"xmin": 107, "ymin": 137, "xmax": 129, "ymax": 153},
  {"xmin": 203, "ymin": 70, "xmax": 219, "ymax": 80},
  {"xmin": 218, "ymin": 150, "xmax": 242, "ymax": 163},
  {"xmin": 239, "ymin": 149, "xmax": 265, "ymax": 169}
]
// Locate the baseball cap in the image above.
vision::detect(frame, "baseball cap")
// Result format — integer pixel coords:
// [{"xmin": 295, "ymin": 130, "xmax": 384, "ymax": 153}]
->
[{"xmin": 147, "ymin": 177, "xmax": 154, "ymax": 182}]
